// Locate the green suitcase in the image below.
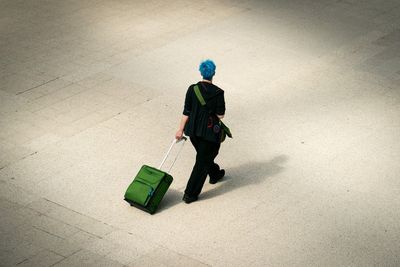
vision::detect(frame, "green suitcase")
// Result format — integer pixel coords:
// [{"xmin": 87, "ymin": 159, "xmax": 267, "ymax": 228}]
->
[{"xmin": 124, "ymin": 138, "xmax": 186, "ymax": 214}]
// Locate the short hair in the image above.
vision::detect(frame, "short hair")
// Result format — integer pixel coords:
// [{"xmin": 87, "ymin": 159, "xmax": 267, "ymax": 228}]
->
[{"xmin": 199, "ymin": 59, "xmax": 216, "ymax": 80}]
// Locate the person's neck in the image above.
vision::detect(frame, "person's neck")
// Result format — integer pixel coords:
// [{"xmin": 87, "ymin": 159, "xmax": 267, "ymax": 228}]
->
[{"xmin": 202, "ymin": 79, "xmax": 212, "ymax": 84}]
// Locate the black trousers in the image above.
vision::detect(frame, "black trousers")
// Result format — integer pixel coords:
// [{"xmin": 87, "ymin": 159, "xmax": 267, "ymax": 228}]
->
[{"xmin": 185, "ymin": 136, "xmax": 221, "ymax": 198}]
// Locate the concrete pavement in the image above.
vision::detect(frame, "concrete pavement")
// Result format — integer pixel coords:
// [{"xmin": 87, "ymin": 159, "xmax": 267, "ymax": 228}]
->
[{"xmin": 1, "ymin": 0, "xmax": 400, "ymax": 266}]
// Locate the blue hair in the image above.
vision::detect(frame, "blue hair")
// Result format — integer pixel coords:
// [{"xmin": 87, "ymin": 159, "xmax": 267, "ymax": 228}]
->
[{"xmin": 199, "ymin": 59, "xmax": 216, "ymax": 80}]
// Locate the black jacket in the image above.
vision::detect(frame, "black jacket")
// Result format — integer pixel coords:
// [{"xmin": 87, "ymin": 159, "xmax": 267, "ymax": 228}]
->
[{"xmin": 183, "ymin": 81, "xmax": 225, "ymax": 142}]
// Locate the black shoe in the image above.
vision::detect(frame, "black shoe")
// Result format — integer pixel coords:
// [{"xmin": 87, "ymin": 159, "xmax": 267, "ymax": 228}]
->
[
  {"xmin": 182, "ymin": 194, "xmax": 198, "ymax": 204},
  {"xmin": 209, "ymin": 169, "xmax": 225, "ymax": 184}
]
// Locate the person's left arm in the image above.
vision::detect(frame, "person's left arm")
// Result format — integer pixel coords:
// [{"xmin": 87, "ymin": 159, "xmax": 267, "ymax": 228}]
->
[{"xmin": 216, "ymin": 91, "xmax": 225, "ymax": 119}]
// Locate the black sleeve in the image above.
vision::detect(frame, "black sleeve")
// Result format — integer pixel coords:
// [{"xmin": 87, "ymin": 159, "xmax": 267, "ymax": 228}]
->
[
  {"xmin": 183, "ymin": 86, "xmax": 192, "ymax": 116},
  {"xmin": 216, "ymin": 91, "xmax": 225, "ymax": 115}
]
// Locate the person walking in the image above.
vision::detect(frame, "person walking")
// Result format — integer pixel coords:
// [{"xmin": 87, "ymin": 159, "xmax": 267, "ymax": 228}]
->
[{"xmin": 175, "ymin": 59, "xmax": 226, "ymax": 204}]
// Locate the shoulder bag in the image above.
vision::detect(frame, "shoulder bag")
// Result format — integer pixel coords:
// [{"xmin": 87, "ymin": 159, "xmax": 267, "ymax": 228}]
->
[{"xmin": 193, "ymin": 84, "xmax": 232, "ymax": 143}]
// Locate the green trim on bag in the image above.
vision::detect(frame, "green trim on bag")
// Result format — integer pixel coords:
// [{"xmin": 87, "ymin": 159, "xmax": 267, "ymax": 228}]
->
[
  {"xmin": 194, "ymin": 85, "xmax": 206, "ymax": 106},
  {"xmin": 221, "ymin": 121, "xmax": 232, "ymax": 138}
]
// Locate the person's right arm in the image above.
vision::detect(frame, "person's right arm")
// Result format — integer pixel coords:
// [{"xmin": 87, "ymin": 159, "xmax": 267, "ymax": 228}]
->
[{"xmin": 175, "ymin": 115, "xmax": 188, "ymax": 140}]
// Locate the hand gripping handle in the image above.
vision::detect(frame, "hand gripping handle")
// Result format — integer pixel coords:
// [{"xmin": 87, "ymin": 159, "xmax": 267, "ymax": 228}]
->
[{"xmin": 158, "ymin": 137, "xmax": 187, "ymax": 173}]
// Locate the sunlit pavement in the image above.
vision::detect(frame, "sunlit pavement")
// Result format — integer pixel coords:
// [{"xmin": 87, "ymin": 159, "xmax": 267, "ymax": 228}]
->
[{"xmin": 1, "ymin": 1, "xmax": 400, "ymax": 266}]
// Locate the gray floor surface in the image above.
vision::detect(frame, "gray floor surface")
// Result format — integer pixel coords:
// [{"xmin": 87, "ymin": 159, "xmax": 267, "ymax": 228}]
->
[{"xmin": 1, "ymin": 0, "xmax": 400, "ymax": 266}]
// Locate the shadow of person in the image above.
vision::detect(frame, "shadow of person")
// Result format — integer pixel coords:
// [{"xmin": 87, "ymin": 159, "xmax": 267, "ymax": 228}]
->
[
  {"xmin": 157, "ymin": 188, "xmax": 183, "ymax": 213},
  {"xmin": 158, "ymin": 155, "xmax": 288, "ymax": 212},
  {"xmin": 201, "ymin": 154, "xmax": 288, "ymax": 200}
]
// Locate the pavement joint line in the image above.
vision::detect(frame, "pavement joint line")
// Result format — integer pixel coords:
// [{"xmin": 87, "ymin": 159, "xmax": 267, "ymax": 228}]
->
[
  {"xmin": 49, "ymin": 255, "xmax": 67, "ymax": 267},
  {"xmin": 39, "ymin": 198, "xmax": 120, "ymax": 237},
  {"xmin": 47, "ymin": 249, "xmax": 67, "ymax": 259},
  {"xmin": 49, "ymin": 249, "xmax": 82, "ymax": 267},
  {"xmin": 31, "ymin": 81, "xmax": 75, "ymax": 100},
  {"xmin": 157, "ymin": 245, "xmax": 212, "ymax": 267},
  {"xmin": 20, "ymin": 151, "xmax": 38, "ymax": 161},
  {"xmin": 75, "ymin": 228, "xmax": 105, "ymax": 240},
  {"xmin": 26, "ymin": 81, "xmax": 88, "ymax": 113},
  {"xmin": 0, "ymin": 150, "xmax": 40, "ymax": 171},
  {"xmin": 32, "ymin": 225, "xmax": 66, "ymax": 240},
  {"xmin": 43, "ymin": 198, "xmax": 102, "ymax": 220},
  {"xmin": 16, "ymin": 258, "xmax": 29, "ymax": 265},
  {"xmin": 15, "ymin": 77, "xmax": 60, "ymax": 96}
]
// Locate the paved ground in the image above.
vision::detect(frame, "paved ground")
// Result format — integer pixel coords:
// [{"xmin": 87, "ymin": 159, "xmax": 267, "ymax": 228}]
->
[{"xmin": 1, "ymin": 0, "xmax": 400, "ymax": 266}]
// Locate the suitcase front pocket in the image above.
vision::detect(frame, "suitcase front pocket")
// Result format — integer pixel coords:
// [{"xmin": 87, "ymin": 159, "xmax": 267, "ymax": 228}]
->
[
  {"xmin": 136, "ymin": 166, "xmax": 165, "ymax": 187},
  {"xmin": 126, "ymin": 180, "xmax": 155, "ymax": 206}
]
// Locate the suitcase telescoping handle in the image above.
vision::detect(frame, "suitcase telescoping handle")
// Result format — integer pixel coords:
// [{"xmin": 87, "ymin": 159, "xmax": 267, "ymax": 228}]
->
[{"xmin": 158, "ymin": 136, "xmax": 187, "ymax": 173}]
